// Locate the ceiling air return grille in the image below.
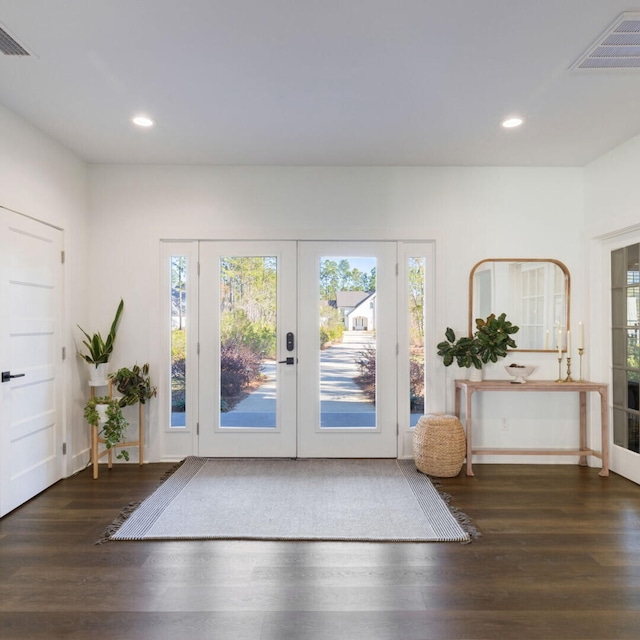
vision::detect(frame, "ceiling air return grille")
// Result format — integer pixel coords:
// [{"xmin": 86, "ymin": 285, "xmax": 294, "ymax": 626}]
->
[
  {"xmin": 571, "ymin": 12, "xmax": 640, "ymax": 70},
  {"xmin": 0, "ymin": 23, "xmax": 30, "ymax": 56}
]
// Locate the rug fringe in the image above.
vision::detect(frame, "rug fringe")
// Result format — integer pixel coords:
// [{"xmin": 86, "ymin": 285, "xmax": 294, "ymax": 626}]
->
[
  {"xmin": 95, "ymin": 459, "xmax": 185, "ymax": 544},
  {"xmin": 426, "ymin": 474, "xmax": 482, "ymax": 543}
]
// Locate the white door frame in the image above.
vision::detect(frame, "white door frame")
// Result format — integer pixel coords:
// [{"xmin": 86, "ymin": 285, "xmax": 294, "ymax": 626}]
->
[
  {"xmin": 160, "ymin": 239, "xmax": 436, "ymax": 461},
  {"xmin": 596, "ymin": 227, "xmax": 640, "ymax": 484}
]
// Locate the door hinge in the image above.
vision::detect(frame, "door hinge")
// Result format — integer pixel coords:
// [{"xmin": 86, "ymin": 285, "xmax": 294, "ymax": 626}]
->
[
  {"xmin": 396, "ymin": 343, "xmax": 399, "ymax": 356},
  {"xmin": 62, "ymin": 346, "xmax": 66, "ymax": 360},
  {"xmin": 395, "ymin": 263, "xmax": 399, "ymax": 276},
  {"xmin": 197, "ymin": 262, "xmax": 201, "ymax": 276},
  {"xmin": 61, "ymin": 250, "xmax": 65, "ymax": 264},
  {"xmin": 397, "ymin": 423, "xmax": 400, "ymax": 435},
  {"xmin": 62, "ymin": 442, "xmax": 67, "ymax": 455},
  {"xmin": 197, "ymin": 342, "xmax": 200, "ymax": 355},
  {"xmin": 196, "ymin": 422, "xmax": 200, "ymax": 435}
]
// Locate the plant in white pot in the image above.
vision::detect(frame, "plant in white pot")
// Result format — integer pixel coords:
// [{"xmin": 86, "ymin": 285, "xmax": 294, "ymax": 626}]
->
[
  {"xmin": 77, "ymin": 298, "xmax": 124, "ymax": 384},
  {"xmin": 84, "ymin": 395, "xmax": 130, "ymax": 460},
  {"xmin": 437, "ymin": 313, "xmax": 519, "ymax": 380}
]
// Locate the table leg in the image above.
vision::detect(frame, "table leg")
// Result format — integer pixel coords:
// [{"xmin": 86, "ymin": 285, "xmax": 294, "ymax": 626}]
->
[
  {"xmin": 599, "ymin": 388, "xmax": 609, "ymax": 477},
  {"xmin": 579, "ymin": 391, "xmax": 587, "ymax": 466},
  {"xmin": 91, "ymin": 424, "xmax": 98, "ymax": 480},
  {"xmin": 139, "ymin": 403, "xmax": 144, "ymax": 465},
  {"xmin": 466, "ymin": 388, "xmax": 474, "ymax": 476}
]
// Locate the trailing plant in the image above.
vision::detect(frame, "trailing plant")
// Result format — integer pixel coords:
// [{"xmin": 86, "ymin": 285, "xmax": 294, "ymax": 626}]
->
[
  {"xmin": 84, "ymin": 396, "xmax": 130, "ymax": 461},
  {"xmin": 109, "ymin": 363, "xmax": 157, "ymax": 407},
  {"xmin": 77, "ymin": 298, "xmax": 124, "ymax": 367},
  {"xmin": 437, "ymin": 313, "xmax": 519, "ymax": 369}
]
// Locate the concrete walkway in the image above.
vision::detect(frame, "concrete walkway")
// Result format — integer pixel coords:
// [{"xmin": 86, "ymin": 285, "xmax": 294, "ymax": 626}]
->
[{"xmin": 221, "ymin": 331, "xmax": 375, "ymax": 427}]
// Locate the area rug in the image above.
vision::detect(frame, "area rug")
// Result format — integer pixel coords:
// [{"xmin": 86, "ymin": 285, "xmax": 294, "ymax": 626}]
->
[{"xmin": 108, "ymin": 457, "xmax": 473, "ymax": 543}]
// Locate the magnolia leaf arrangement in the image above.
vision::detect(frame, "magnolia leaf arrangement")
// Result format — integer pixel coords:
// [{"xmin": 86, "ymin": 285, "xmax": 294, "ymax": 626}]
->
[
  {"xmin": 77, "ymin": 298, "xmax": 124, "ymax": 367},
  {"xmin": 84, "ymin": 396, "xmax": 130, "ymax": 461},
  {"xmin": 437, "ymin": 313, "xmax": 519, "ymax": 370}
]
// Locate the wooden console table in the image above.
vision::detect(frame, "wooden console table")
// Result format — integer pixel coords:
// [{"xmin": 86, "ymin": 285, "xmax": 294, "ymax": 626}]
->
[{"xmin": 454, "ymin": 379, "xmax": 609, "ymax": 477}]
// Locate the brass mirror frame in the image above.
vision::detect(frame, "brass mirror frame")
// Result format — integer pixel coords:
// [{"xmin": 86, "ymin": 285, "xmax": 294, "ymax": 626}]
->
[{"xmin": 469, "ymin": 258, "xmax": 571, "ymax": 352}]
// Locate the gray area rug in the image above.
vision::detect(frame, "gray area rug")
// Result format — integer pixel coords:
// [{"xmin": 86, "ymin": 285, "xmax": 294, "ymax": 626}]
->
[{"xmin": 109, "ymin": 457, "xmax": 471, "ymax": 543}]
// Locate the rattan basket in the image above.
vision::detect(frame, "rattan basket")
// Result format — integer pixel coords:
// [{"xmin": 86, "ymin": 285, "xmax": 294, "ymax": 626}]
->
[{"xmin": 413, "ymin": 414, "xmax": 466, "ymax": 477}]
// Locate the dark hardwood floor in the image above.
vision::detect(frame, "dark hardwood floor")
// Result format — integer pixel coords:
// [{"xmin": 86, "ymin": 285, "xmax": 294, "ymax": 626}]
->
[{"xmin": 1, "ymin": 462, "xmax": 639, "ymax": 640}]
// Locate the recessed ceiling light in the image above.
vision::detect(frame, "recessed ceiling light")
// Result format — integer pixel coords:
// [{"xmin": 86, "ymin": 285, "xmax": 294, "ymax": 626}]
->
[
  {"xmin": 501, "ymin": 117, "xmax": 524, "ymax": 129},
  {"xmin": 132, "ymin": 115, "xmax": 154, "ymax": 128}
]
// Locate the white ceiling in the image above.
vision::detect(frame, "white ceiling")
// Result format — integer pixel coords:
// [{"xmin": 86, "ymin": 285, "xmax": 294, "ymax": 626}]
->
[{"xmin": 1, "ymin": 0, "xmax": 640, "ymax": 166}]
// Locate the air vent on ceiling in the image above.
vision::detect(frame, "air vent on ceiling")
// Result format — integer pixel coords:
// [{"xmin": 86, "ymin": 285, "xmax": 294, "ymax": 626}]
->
[
  {"xmin": 571, "ymin": 12, "xmax": 640, "ymax": 70},
  {"xmin": 0, "ymin": 23, "xmax": 30, "ymax": 56}
]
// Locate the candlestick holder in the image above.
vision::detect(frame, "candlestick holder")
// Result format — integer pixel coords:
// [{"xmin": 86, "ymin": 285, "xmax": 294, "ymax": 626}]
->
[
  {"xmin": 556, "ymin": 356, "xmax": 563, "ymax": 383},
  {"xmin": 578, "ymin": 347, "xmax": 584, "ymax": 382},
  {"xmin": 564, "ymin": 356, "xmax": 574, "ymax": 383}
]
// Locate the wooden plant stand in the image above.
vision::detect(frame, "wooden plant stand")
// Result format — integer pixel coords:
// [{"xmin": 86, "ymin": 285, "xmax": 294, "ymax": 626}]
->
[{"xmin": 89, "ymin": 382, "xmax": 144, "ymax": 480}]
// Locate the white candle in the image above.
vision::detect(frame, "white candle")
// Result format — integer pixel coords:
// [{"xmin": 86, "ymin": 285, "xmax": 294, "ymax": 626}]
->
[
  {"xmin": 567, "ymin": 330, "xmax": 571, "ymax": 353},
  {"xmin": 558, "ymin": 328, "xmax": 562, "ymax": 357},
  {"xmin": 578, "ymin": 321, "xmax": 584, "ymax": 350},
  {"xmin": 544, "ymin": 330, "xmax": 549, "ymax": 350}
]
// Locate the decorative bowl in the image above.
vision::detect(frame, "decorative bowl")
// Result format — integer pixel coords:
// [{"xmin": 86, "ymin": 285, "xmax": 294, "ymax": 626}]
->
[{"xmin": 504, "ymin": 364, "xmax": 536, "ymax": 384}]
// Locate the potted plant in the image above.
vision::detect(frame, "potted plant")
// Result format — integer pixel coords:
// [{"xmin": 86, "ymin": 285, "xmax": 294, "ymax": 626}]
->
[
  {"xmin": 77, "ymin": 298, "xmax": 124, "ymax": 384},
  {"xmin": 437, "ymin": 313, "xmax": 519, "ymax": 379},
  {"xmin": 84, "ymin": 395, "xmax": 130, "ymax": 461},
  {"xmin": 109, "ymin": 363, "xmax": 157, "ymax": 406}
]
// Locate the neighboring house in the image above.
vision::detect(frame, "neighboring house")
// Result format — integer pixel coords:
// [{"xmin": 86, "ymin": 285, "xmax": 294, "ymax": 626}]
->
[{"xmin": 336, "ymin": 291, "xmax": 376, "ymax": 330}]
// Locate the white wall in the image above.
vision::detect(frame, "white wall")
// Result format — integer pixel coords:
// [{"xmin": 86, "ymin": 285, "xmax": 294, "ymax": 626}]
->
[
  {"xmin": 89, "ymin": 164, "xmax": 588, "ymax": 463},
  {"xmin": 0, "ymin": 103, "xmax": 89, "ymax": 474}
]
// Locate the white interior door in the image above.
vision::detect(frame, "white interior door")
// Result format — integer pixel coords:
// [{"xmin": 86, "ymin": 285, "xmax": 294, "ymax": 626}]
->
[
  {"xmin": 297, "ymin": 241, "xmax": 398, "ymax": 458},
  {"xmin": 0, "ymin": 208, "xmax": 64, "ymax": 517},
  {"xmin": 198, "ymin": 241, "xmax": 297, "ymax": 457}
]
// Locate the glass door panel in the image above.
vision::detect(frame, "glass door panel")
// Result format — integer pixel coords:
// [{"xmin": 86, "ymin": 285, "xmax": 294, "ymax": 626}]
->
[
  {"xmin": 170, "ymin": 255, "xmax": 187, "ymax": 428},
  {"xmin": 319, "ymin": 256, "xmax": 377, "ymax": 429},
  {"xmin": 408, "ymin": 256, "xmax": 426, "ymax": 426},
  {"xmin": 219, "ymin": 256, "xmax": 278, "ymax": 429}
]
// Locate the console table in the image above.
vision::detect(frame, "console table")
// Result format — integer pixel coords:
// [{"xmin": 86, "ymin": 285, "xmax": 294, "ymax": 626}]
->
[{"xmin": 454, "ymin": 379, "xmax": 609, "ymax": 477}]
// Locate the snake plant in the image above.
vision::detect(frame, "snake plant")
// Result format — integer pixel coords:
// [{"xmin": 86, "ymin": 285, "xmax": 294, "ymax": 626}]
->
[{"xmin": 77, "ymin": 298, "xmax": 124, "ymax": 367}]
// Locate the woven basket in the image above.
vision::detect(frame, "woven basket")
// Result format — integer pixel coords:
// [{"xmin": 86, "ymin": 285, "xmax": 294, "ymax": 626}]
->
[{"xmin": 413, "ymin": 414, "xmax": 466, "ymax": 477}]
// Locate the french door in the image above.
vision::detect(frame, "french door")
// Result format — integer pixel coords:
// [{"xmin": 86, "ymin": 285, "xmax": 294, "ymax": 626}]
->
[
  {"xmin": 198, "ymin": 241, "xmax": 398, "ymax": 458},
  {"xmin": 0, "ymin": 208, "xmax": 64, "ymax": 517},
  {"xmin": 186, "ymin": 240, "xmax": 430, "ymax": 458}
]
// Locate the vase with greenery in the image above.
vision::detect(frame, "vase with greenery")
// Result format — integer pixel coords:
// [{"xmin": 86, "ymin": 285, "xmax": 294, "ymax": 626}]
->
[
  {"xmin": 109, "ymin": 363, "xmax": 157, "ymax": 407},
  {"xmin": 437, "ymin": 313, "xmax": 519, "ymax": 372},
  {"xmin": 77, "ymin": 299, "xmax": 124, "ymax": 382},
  {"xmin": 84, "ymin": 396, "xmax": 130, "ymax": 461}
]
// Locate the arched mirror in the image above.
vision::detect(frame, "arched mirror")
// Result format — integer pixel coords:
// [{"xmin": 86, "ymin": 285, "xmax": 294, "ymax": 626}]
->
[{"xmin": 469, "ymin": 259, "xmax": 570, "ymax": 352}]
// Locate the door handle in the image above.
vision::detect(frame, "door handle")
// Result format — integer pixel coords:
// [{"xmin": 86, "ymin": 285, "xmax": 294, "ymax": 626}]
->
[
  {"xmin": 277, "ymin": 357, "xmax": 296, "ymax": 365},
  {"xmin": 1, "ymin": 371, "xmax": 26, "ymax": 383}
]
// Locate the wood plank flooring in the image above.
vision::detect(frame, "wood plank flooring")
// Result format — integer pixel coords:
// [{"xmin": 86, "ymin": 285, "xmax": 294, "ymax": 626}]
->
[{"xmin": 1, "ymin": 462, "xmax": 639, "ymax": 640}]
